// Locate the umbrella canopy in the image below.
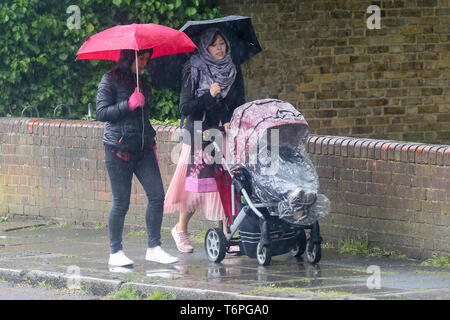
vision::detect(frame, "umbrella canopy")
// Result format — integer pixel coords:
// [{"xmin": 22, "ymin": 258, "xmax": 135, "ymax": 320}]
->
[
  {"xmin": 76, "ymin": 23, "xmax": 197, "ymax": 150},
  {"xmin": 146, "ymin": 15, "xmax": 261, "ymax": 90},
  {"xmin": 77, "ymin": 23, "xmax": 196, "ymax": 94},
  {"xmin": 146, "ymin": 52, "xmax": 190, "ymax": 90},
  {"xmin": 76, "ymin": 23, "xmax": 197, "ymax": 61},
  {"xmin": 180, "ymin": 15, "xmax": 262, "ymax": 65}
]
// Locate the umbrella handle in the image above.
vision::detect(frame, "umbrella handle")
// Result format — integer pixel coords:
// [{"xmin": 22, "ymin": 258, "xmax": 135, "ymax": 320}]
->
[
  {"xmin": 135, "ymin": 50, "xmax": 140, "ymax": 92},
  {"xmin": 135, "ymin": 49, "xmax": 145, "ymax": 150},
  {"xmin": 206, "ymin": 65, "xmax": 215, "ymax": 82}
]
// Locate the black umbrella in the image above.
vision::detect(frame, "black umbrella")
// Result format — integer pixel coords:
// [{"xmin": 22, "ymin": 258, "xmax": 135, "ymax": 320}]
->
[
  {"xmin": 147, "ymin": 52, "xmax": 190, "ymax": 91},
  {"xmin": 180, "ymin": 15, "xmax": 262, "ymax": 65},
  {"xmin": 147, "ymin": 15, "xmax": 262, "ymax": 90}
]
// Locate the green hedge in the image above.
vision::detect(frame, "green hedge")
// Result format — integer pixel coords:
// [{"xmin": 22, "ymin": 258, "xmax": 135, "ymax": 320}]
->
[{"xmin": 0, "ymin": 0, "xmax": 221, "ymax": 120}]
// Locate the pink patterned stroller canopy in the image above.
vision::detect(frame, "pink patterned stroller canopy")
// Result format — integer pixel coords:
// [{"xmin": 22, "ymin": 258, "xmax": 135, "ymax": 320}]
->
[
  {"xmin": 228, "ymin": 99, "xmax": 329, "ymax": 225},
  {"xmin": 229, "ymin": 99, "xmax": 310, "ymax": 166}
]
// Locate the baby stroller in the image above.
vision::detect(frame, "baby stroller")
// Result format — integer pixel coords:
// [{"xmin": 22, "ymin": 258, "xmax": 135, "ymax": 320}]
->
[{"xmin": 203, "ymin": 99, "xmax": 330, "ymax": 265}]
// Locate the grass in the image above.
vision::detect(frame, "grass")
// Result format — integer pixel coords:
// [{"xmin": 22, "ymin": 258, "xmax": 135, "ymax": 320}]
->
[
  {"xmin": 338, "ymin": 237, "xmax": 371, "ymax": 255},
  {"xmin": 337, "ymin": 236, "xmax": 407, "ymax": 259},
  {"xmin": 128, "ymin": 230, "xmax": 147, "ymax": 237},
  {"xmin": 35, "ymin": 280, "xmax": 57, "ymax": 290},
  {"xmin": 18, "ymin": 274, "xmax": 96, "ymax": 296},
  {"xmin": 94, "ymin": 223, "xmax": 107, "ymax": 230},
  {"xmin": 161, "ymin": 227, "xmax": 172, "ymax": 234},
  {"xmin": 147, "ymin": 290, "xmax": 176, "ymax": 300},
  {"xmin": 20, "ymin": 277, "xmax": 57, "ymax": 290},
  {"xmin": 151, "ymin": 119, "xmax": 179, "ymax": 126},
  {"xmin": 242, "ymin": 286, "xmax": 356, "ymax": 299},
  {"xmin": 107, "ymin": 286, "xmax": 175, "ymax": 300},
  {"xmin": 107, "ymin": 286, "xmax": 144, "ymax": 300},
  {"xmin": 61, "ymin": 254, "xmax": 81, "ymax": 260},
  {"xmin": 420, "ymin": 254, "xmax": 450, "ymax": 268},
  {"xmin": 0, "ymin": 215, "xmax": 9, "ymax": 223},
  {"xmin": 81, "ymin": 284, "xmax": 94, "ymax": 296},
  {"xmin": 40, "ymin": 221, "xmax": 70, "ymax": 229},
  {"xmin": 321, "ymin": 242, "xmax": 335, "ymax": 249},
  {"xmin": 191, "ymin": 230, "xmax": 207, "ymax": 244},
  {"xmin": 58, "ymin": 222, "xmax": 70, "ymax": 228}
]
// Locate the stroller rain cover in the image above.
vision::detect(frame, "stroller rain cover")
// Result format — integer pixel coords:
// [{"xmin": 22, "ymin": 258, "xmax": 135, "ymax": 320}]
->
[{"xmin": 228, "ymin": 99, "xmax": 330, "ymax": 226}]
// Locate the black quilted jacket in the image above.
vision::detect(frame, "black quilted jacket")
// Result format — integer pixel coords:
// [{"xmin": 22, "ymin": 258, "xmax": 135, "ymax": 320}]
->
[
  {"xmin": 96, "ymin": 50, "xmax": 156, "ymax": 152},
  {"xmin": 179, "ymin": 63, "xmax": 245, "ymax": 146}
]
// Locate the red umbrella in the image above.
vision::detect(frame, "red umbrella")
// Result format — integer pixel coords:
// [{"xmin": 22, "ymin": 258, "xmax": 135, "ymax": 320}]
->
[{"xmin": 76, "ymin": 23, "xmax": 197, "ymax": 91}]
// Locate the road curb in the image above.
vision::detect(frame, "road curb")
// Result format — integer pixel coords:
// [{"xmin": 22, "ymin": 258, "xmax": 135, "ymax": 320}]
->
[
  {"xmin": 0, "ymin": 267, "xmax": 121, "ymax": 297},
  {"xmin": 0, "ymin": 268, "xmax": 25, "ymax": 283},
  {"xmin": 0, "ymin": 267, "xmax": 286, "ymax": 300}
]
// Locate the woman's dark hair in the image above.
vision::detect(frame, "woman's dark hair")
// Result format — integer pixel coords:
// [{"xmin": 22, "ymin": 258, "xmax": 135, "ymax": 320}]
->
[
  {"xmin": 209, "ymin": 31, "xmax": 227, "ymax": 51},
  {"xmin": 138, "ymin": 48, "xmax": 154, "ymax": 58},
  {"xmin": 117, "ymin": 48, "xmax": 153, "ymax": 72}
]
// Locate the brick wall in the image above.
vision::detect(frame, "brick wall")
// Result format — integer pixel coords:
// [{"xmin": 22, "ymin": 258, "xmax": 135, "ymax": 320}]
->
[
  {"xmin": 218, "ymin": 0, "xmax": 450, "ymax": 144},
  {"xmin": 307, "ymin": 135, "xmax": 449, "ymax": 258},
  {"xmin": 0, "ymin": 118, "xmax": 449, "ymax": 258}
]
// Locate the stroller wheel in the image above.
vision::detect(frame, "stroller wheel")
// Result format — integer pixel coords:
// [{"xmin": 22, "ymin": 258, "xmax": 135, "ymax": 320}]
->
[
  {"xmin": 290, "ymin": 229, "xmax": 307, "ymax": 258},
  {"xmin": 305, "ymin": 239, "xmax": 321, "ymax": 264},
  {"xmin": 205, "ymin": 228, "xmax": 227, "ymax": 263},
  {"xmin": 256, "ymin": 241, "xmax": 272, "ymax": 266}
]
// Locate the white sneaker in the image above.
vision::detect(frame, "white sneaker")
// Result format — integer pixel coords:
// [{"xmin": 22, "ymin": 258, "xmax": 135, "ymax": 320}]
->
[
  {"xmin": 145, "ymin": 246, "xmax": 179, "ymax": 264},
  {"xmin": 108, "ymin": 250, "xmax": 134, "ymax": 267}
]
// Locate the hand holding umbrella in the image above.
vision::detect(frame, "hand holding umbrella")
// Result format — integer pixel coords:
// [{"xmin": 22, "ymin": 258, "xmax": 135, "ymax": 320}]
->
[
  {"xmin": 77, "ymin": 23, "xmax": 196, "ymax": 149},
  {"xmin": 209, "ymin": 82, "xmax": 221, "ymax": 98},
  {"xmin": 76, "ymin": 23, "xmax": 197, "ymax": 92},
  {"xmin": 128, "ymin": 88, "xmax": 145, "ymax": 111}
]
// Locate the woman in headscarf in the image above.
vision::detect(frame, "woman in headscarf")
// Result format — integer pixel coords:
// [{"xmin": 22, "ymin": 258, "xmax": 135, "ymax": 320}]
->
[
  {"xmin": 164, "ymin": 28, "xmax": 245, "ymax": 253},
  {"xmin": 96, "ymin": 49, "xmax": 179, "ymax": 266}
]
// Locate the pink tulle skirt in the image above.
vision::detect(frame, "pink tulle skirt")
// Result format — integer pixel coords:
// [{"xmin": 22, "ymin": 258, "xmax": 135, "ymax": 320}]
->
[{"xmin": 164, "ymin": 143, "xmax": 224, "ymax": 221}]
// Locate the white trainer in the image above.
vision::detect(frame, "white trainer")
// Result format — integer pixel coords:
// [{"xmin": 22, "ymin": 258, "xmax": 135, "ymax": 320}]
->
[
  {"xmin": 145, "ymin": 246, "xmax": 179, "ymax": 264},
  {"xmin": 108, "ymin": 250, "xmax": 134, "ymax": 267}
]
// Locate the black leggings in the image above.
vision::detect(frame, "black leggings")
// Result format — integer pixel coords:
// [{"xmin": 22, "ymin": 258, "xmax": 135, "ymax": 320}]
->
[{"xmin": 104, "ymin": 145, "xmax": 165, "ymax": 254}]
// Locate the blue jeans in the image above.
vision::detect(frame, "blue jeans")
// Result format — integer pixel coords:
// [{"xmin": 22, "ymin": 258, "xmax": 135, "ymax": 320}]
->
[{"xmin": 104, "ymin": 145, "xmax": 165, "ymax": 254}]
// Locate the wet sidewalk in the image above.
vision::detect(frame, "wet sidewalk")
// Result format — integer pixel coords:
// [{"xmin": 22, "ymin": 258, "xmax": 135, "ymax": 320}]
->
[{"xmin": 0, "ymin": 217, "xmax": 449, "ymax": 300}]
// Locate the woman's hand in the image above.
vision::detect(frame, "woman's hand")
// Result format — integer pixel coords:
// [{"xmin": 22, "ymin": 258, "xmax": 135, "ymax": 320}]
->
[
  {"xmin": 223, "ymin": 122, "xmax": 230, "ymax": 133},
  {"xmin": 209, "ymin": 82, "xmax": 221, "ymax": 98},
  {"xmin": 128, "ymin": 88, "xmax": 145, "ymax": 110}
]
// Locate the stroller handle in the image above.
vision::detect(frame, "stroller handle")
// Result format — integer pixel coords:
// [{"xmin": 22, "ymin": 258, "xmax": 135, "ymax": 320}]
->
[{"xmin": 197, "ymin": 128, "xmax": 233, "ymax": 176}]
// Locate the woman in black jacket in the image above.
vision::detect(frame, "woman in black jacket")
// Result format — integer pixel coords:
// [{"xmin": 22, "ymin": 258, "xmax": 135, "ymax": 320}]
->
[
  {"xmin": 164, "ymin": 28, "xmax": 245, "ymax": 253},
  {"xmin": 96, "ymin": 49, "xmax": 178, "ymax": 266}
]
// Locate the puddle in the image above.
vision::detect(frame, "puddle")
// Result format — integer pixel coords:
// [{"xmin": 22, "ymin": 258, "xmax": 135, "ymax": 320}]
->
[
  {"xmin": 146, "ymin": 269, "xmax": 178, "ymax": 279},
  {"xmin": 0, "ymin": 243, "xmax": 26, "ymax": 247},
  {"xmin": 109, "ymin": 266, "xmax": 134, "ymax": 274},
  {"xmin": 0, "ymin": 220, "xmax": 56, "ymax": 233},
  {"xmin": 0, "ymin": 251, "xmax": 62, "ymax": 259},
  {"xmin": 146, "ymin": 265, "xmax": 187, "ymax": 279}
]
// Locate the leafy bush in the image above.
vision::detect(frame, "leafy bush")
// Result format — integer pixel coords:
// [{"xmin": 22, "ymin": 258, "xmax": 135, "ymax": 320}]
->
[{"xmin": 0, "ymin": 0, "xmax": 221, "ymax": 120}]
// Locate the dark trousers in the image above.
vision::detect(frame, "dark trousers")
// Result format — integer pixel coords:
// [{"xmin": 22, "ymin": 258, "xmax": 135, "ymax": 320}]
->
[{"xmin": 104, "ymin": 145, "xmax": 165, "ymax": 254}]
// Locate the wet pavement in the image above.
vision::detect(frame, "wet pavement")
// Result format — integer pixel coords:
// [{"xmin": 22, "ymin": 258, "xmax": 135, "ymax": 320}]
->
[{"xmin": 0, "ymin": 218, "xmax": 449, "ymax": 300}]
